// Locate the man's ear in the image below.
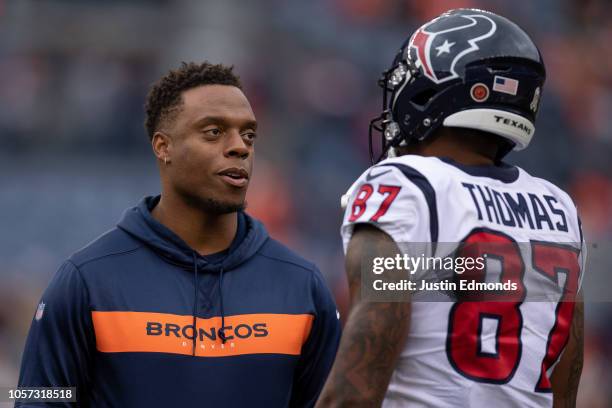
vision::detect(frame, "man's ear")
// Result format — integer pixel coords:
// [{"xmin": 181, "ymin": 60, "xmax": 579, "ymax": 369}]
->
[{"xmin": 152, "ymin": 131, "xmax": 173, "ymax": 165}]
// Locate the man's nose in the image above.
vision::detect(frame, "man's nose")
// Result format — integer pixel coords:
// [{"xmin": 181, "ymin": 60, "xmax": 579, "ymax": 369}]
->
[{"xmin": 224, "ymin": 130, "xmax": 250, "ymax": 159}]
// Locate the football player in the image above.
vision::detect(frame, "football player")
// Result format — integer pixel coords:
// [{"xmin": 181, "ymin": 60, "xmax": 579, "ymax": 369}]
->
[{"xmin": 317, "ymin": 9, "xmax": 584, "ymax": 408}]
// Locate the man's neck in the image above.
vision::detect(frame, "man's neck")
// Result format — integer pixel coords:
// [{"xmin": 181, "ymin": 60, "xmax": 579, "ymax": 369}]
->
[
  {"xmin": 399, "ymin": 128, "xmax": 498, "ymax": 166},
  {"xmin": 151, "ymin": 193, "xmax": 238, "ymax": 256},
  {"xmin": 418, "ymin": 144, "xmax": 494, "ymax": 166}
]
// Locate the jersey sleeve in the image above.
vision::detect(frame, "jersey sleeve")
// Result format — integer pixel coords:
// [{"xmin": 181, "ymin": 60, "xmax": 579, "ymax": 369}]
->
[
  {"xmin": 17, "ymin": 260, "xmax": 95, "ymax": 406},
  {"xmin": 340, "ymin": 165, "xmax": 432, "ymax": 253},
  {"xmin": 289, "ymin": 267, "xmax": 341, "ymax": 407}
]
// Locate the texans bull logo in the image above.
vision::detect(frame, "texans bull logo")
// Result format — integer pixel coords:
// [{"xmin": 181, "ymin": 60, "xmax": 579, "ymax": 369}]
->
[{"xmin": 408, "ymin": 14, "xmax": 497, "ymax": 84}]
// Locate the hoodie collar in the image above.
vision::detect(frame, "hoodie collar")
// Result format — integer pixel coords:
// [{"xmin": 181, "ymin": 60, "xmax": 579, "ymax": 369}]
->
[
  {"xmin": 201, "ymin": 211, "xmax": 247, "ymax": 264},
  {"xmin": 117, "ymin": 195, "xmax": 268, "ymax": 272}
]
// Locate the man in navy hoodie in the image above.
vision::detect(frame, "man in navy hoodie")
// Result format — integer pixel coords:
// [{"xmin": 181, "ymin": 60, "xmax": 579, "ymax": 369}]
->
[{"xmin": 17, "ymin": 62, "xmax": 341, "ymax": 407}]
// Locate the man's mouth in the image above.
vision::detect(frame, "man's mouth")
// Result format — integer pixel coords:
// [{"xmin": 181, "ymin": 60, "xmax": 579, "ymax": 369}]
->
[{"xmin": 217, "ymin": 167, "xmax": 249, "ymax": 187}]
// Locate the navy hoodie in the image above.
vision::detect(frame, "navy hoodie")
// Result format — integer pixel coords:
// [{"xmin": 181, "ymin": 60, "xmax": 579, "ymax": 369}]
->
[{"xmin": 17, "ymin": 196, "xmax": 341, "ymax": 407}]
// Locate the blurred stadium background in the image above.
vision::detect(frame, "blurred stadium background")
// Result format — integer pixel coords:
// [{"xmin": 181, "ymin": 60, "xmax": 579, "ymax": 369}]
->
[{"xmin": 0, "ymin": 0, "xmax": 610, "ymax": 406}]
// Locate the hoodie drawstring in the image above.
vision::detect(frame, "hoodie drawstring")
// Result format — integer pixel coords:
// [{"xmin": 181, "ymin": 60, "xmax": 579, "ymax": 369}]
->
[
  {"xmin": 191, "ymin": 253, "xmax": 226, "ymax": 346},
  {"xmin": 218, "ymin": 267, "xmax": 227, "ymax": 344},
  {"xmin": 191, "ymin": 252, "xmax": 198, "ymax": 356}
]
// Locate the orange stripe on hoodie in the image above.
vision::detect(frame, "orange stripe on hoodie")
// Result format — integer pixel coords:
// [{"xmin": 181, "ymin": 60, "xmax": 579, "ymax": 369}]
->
[{"xmin": 92, "ymin": 311, "xmax": 314, "ymax": 357}]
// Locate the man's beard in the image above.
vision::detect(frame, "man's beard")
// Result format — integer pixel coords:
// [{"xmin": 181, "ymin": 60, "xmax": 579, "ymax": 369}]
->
[{"xmin": 177, "ymin": 187, "xmax": 246, "ymax": 215}]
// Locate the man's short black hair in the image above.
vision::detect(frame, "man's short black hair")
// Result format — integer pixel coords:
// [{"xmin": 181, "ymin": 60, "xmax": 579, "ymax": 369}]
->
[{"xmin": 144, "ymin": 62, "xmax": 242, "ymax": 140}]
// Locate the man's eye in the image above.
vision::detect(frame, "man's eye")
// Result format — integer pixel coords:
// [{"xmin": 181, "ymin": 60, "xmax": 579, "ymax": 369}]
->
[
  {"xmin": 203, "ymin": 128, "xmax": 222, "ymax": 137},
  {"xmin": 243, "ymin": 132, "xmax": 257, "ymax": 141}
]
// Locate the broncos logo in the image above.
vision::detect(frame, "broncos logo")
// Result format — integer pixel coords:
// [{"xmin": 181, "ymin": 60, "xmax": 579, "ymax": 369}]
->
[{"xmin": 408, "ymin": 13, "xmax": 497, "ymax": 84}]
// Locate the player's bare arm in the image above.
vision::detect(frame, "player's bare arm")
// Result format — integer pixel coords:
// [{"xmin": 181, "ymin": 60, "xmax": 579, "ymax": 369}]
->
[
  {"xmin": 551, "ymin": 291, "xmax": 584, "ymax": 408},
  {"xmin": 316, "ymin": 224, "xmax": 411, "ymax": 407}
]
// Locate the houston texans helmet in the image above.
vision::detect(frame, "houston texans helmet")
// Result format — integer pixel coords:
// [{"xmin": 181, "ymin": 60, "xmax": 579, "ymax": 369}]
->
[{"xmin": 369, "ymin": 8, "xmax": 546, "ymax": 163}]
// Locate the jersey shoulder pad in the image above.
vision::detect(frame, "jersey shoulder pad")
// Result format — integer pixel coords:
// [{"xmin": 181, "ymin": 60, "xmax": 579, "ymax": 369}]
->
[{"xmin": 340, "ymin": 163, "xmax": 438, "ymax": 250}]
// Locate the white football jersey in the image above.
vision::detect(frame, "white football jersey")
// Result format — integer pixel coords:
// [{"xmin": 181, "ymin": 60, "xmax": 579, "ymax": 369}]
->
[{"xmin": 341, "ymin": 155, "xmax": 585, "ymax": 408}]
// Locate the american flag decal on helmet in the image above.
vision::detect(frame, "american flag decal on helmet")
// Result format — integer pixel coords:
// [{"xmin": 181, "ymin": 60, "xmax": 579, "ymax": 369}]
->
[{"xmin": 493, "ymin": 75, "xmax": 519, "ymax": 95}]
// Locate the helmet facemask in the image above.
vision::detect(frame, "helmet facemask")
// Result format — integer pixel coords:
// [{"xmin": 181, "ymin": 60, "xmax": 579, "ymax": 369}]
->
[{"xmin": 369, "ymin": 58, "xmax": 420, "ymax": 164}]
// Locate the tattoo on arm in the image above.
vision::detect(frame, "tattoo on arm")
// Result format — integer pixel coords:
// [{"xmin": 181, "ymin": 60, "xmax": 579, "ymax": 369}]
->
[
  {"xmin": 564, "ymin": 300, "xmax": 584, "ymax": 407},
  {"xmin": 552, "ymin": 294, "xmax": 584, "ymax": 408},
  {"xmin": 316, "ymin": 225, "xmax": 411, "ymax": 407}
]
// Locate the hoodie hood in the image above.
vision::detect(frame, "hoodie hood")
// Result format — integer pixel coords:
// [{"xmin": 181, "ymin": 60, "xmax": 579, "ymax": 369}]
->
[{"xmin": 117, "ymin": 196, "xmax": 269, "ymax": 272}]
